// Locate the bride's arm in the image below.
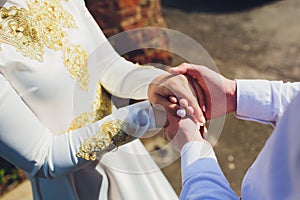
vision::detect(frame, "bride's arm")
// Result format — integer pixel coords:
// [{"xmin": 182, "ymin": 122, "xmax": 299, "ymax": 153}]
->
[
  {"xmin": 88, "ymin": 40, "xmax": 167, "ymax": 100},
  {"xmin": 90, "ymin": 39, "xmax": 203, "ymax": 122},
  {"xmin": 0, "ymin": 73, "xmax": 157, "ymax": 178}
]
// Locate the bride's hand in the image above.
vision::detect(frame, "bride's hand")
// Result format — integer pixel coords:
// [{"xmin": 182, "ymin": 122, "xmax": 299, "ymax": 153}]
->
[
  {"xmin": 148, "ymin": 73, "xmax": 206, "ymax": 123},
  {"xmin": 163, "ymin": 114, "xmax": 204, "ymax": 151}
]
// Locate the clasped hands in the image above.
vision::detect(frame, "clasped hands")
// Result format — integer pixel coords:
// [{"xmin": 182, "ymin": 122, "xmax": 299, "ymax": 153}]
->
[{"xmin": 148, "ymin": 63, "xmax": 237, "ymax": 150}]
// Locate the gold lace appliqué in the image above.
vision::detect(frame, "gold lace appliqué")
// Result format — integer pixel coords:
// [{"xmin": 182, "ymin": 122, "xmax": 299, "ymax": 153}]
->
[
  {"xmin": 68, "ymin": 83, "xmax": 135, "ymax": 161},
  {"xmin": 0, "ymin": 7, "xmax": 44, "ymax": 61},
  {"xmin": 0, "ymin": 1, "xmax": 89, "ymax": 90},
  {"xmin": 67, "ymin": 82, "xmax": 112, "ymax": 132},
  {"xmin": 77, "ymin": 119, "xmax": 135, "ymax": 161},
  {"xmin": 63, "ymin": 44, "xmax": 89, "ymax": 90}
]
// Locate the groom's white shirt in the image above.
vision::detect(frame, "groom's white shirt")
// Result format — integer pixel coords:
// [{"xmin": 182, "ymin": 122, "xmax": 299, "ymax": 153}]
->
[{"xmin": 180, "ymin": 80, "xmax": 300, "ymax": 200}]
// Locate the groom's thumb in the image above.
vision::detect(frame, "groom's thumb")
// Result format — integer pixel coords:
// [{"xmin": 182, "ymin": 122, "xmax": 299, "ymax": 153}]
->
[{"xmin": 168, "ymin": 63, "xmax": 192, "ymax": 74}]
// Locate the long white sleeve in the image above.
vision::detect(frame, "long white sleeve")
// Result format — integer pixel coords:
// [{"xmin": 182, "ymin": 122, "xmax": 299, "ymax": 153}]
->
[
  {"xmin": 87, "ymin": 40, "xmax": 167, "ymax": 100},
  {"xmin": 235, "ymin": 80, "xmax": 300, "ymax": 126},
  {"xmin": 0, "ymin": 73, "xmax": 156, "ymax": 178},
  {"xmin": 0, "ymin": 1, "xmax": 179, "ymax": 199}
]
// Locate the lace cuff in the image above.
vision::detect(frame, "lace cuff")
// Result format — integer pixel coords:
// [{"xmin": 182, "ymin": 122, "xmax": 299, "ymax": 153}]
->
[{"xmin": 77, "ymin": 119, "xmax": 135, "ymax": 160}]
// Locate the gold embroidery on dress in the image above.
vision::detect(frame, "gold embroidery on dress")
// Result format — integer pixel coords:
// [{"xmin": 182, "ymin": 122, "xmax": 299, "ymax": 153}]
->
[
  {"xmin": 63, "ymin": 44, "xmax": 89, "ymax": 90},
  {"xmin": 70, "ymin": 85, "xmax": 135, "ymax": 161},
  {"xmin": 0, "ymin": 2, "xmax": 128, "ymax": 160},
  {"xmin": 0, "ymin": 1, "xmax": 89, "ymax": 90},
  {"xmin": 0, "ymin": 6, "xmax": 45, "ymax": 61},
  {"xmin": 92, "ymin": 82, "xmax": 112, "ymax": 121},
  {"xmin": 77, "ymin": 119, "xmax": 135, "ymax": 161},
  {"xmin": 67, "ymin": 82, "xmax": 112, "ymax": 132}
]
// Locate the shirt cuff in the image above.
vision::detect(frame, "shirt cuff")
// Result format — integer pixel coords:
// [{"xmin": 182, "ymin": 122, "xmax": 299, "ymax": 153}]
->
[
  {"xmin": 235, "ymin": 79, "xmax": 276, "ymax": 124},
  {"xmin": 181, "ymin": 141, "xmax": 216, "ymax": 172}
]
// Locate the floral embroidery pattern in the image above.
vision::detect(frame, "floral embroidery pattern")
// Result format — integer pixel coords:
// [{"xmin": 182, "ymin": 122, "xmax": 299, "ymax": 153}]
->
[
  {"xmin": 67, "ymin": 82, "xmax": 112, "ymax": 132},
  {"xmin": 0, "ymin": 0, "xmax": 89, "ymax": 90},
  {"xmin": 77, "ymin": 119, "xmax": 135, "ymax": 161},
  {"xmin": 1, "ymin": 1, "xmax": 115, "ymax": 146},
  {"xmin": 63, "ymin": 44, "xmax": 89, "ymax": 90},
  {"xmin": 0, "ymin": 6, "xmax": 45, "ymax": 61}
]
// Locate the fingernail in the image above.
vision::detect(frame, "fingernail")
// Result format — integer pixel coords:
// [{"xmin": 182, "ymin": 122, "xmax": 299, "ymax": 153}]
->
[
  {"xmin": 202, "ymin": 105, "xmax": 206, "ymax": 112},
  {"xmin": 200, "ymin": 116, "xmax": 206, "ymax": 124},
  {"xmin": 169, "ymin": 96, "xmax": 178, "ymax": 103},
  {"xmin": 186, "ymin": 106, "xmax": 194, "ymax": 114},
  {"xmin": 179, "ymin": 99, "xmax": 188, "ymax": 107},
  {"xmin": 177, "ymin": 108, "xmax": 186, "ymax": 118}
]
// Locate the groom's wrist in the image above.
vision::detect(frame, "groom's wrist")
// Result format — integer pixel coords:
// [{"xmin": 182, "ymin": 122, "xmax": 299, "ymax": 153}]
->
[{"xmin": 226, "ymin": 79, "xmax": 237, "ymax": 113}]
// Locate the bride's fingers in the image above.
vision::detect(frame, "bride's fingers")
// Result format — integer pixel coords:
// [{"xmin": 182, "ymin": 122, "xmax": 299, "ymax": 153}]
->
[
  {"xmin": 179, "ymin": 99, "xmax": 189, "ymax": 108},
  {"xmin": 186, "ymin": 106, "xmax": 194, "ymax": 115},
  {"xmin": 169, "ymin": 96, "xmax": 178, "ymax": 104},
  {"xmin": 169, "ymin": 96, "xmax": 196, "ymax": 118},
  {"xmin": 179, "ymin": 99, "xmax": 195, "ymax": 116},
  {"xmin": 170, "ymin": 97, "xmax": 194, "ymax": 115},
  {"xmin": 180, "ymin": 92, "xmax": 204, "ymax": 123},
  {"xmin": 153, "ymin": 95, "xmax": 181, "ymax": 117},
  {"xmin": 169, "ymin": 96, "xmax": 200, "ymax": 122},
  {"xmin": 156, "ymin": 85, "xmax": 202, "ymax": 122}
]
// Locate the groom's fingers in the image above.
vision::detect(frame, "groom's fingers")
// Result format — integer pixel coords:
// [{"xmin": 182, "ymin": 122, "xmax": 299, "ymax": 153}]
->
[
  {"xmin": 188, "ymin": 76, "xmax": 207, "ymax": 121},
  {"xmin": 169, "ymin": 64, "xmax": 203, "ymax": 84},
  {"xmin": 169, "ymin": 63, "xmax": 191, "ymax": 74}
]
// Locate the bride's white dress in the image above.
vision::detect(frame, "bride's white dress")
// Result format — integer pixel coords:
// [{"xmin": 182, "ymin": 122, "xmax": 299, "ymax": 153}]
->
[{"xmin": 0, "ymin": 0, "xmax": 178, "ymax": 199}]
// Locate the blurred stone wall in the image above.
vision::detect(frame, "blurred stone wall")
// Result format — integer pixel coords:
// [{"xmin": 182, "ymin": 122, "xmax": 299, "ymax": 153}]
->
[{"xmin": 85, "ymin": 0, "xmax": 172, "ymax": 65}]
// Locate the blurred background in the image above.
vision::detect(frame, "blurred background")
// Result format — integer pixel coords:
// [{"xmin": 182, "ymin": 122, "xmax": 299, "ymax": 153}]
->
[{"xmin": 1, "ymin": 0, "xmax": 300, "ymax": 199}]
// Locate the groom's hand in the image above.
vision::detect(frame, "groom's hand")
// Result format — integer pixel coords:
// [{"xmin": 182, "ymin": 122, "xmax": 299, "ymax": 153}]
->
[
  {"xmin": 169, "ymin": 63, "xmax": 237, "ymax": 120},
  {"xmin": 148, "ymin": 73, "xmax": 205, "ymax": 123}
]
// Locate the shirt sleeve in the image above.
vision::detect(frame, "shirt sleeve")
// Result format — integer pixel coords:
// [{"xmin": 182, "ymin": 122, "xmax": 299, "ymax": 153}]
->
[
  {"xmin": 180, "ymin": 141, "xmax": 239, "ymax": 200},
  {"xmin": 88, "ymin": 40, "xmax": 167, "ymax": 100},
  {"xmin": 235, "ymin": 80, "xmax": 300, "ymax": 126},
  {"xmin": 0, "ymin": 73, "xmax": 156, "ymax": 178},
  {"xmin": 241, "ymin": 92, "xmax": 300, "ymax": 200}
]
